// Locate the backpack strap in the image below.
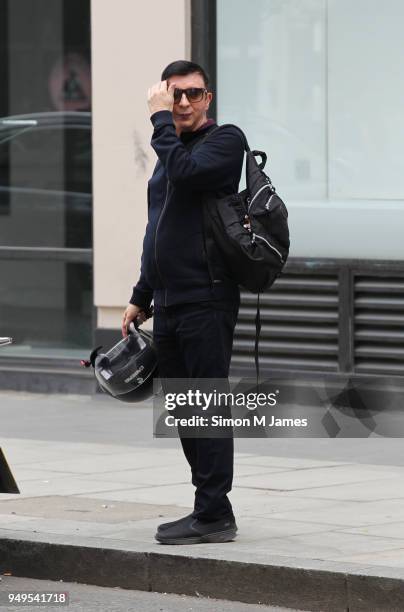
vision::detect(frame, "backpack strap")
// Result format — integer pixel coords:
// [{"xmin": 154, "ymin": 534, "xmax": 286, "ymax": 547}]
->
[
  {"xmin": 197, "ymin": 124, "xmax": 269, "ymax": 171},
  {"xmin": 194, "ymin": 122, "xmax": 250, "ymax": 152},
  {"xmin": 211, "ymin": 123, "xmax": 250, "ymax": 152},
  {"xmin": 254, "ymin": 293, "xmax": 261, "ymax": 390},
  {"xmin": 195, "ymin": 123, "xmax": 264, "ymax": 387}
]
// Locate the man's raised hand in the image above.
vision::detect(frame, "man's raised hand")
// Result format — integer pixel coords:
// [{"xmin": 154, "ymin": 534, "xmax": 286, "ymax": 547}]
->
[{"xmin": 147, "ymin": 80, "xmax": 176, "ymax": 115}]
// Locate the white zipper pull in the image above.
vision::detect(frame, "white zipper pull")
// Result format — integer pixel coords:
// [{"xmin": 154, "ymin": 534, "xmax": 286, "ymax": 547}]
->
[{"xmin": 265, "ymin": 194, "xmax": 276, "ymax": 210}]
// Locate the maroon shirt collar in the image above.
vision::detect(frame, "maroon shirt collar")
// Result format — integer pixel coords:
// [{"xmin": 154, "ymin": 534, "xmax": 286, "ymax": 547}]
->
[
  {"xmin": 198, "ymin": 118, "xmax": 216, "ymax": 130},
  {"xmin": 180, "ymin": 118, "xmax": 216, "ymax": 143}
]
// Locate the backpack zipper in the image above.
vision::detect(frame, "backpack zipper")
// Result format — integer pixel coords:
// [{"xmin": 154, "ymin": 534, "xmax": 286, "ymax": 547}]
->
[
  {"xmin": 247, "ymin": 183, "xmax": 271, "ymax": 212},
  {"xmin": 248, "ymin": 177, "xmax": 275, "ymax": 212},
  {"xmin": 252, "ymin": 232, "xmax": 284, "ymax": 263},
  {"xmin": 265, "ymin": 193, "xmax": 277, "ymax": 210}
]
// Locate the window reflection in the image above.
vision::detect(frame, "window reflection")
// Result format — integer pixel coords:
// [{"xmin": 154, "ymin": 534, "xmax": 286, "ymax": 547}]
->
[
  {"xmin": 0, "ymin": 0, "xmax": 92, "ymax": 351},
  {"xmin": 0, "ymin": 259, "xmax": 92, "ymax": 349}
]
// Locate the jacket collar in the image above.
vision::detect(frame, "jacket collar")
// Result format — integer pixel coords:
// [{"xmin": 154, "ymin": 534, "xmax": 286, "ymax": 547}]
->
[{"xmin": 180, "ymin": 118, "xmax": 216, "ymax": 144}]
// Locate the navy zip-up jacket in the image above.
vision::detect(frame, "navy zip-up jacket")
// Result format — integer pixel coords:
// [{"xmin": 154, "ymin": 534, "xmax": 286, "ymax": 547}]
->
[{"xmin": 130, "ymin": 110, "xmax": 245, "ymax": 309}]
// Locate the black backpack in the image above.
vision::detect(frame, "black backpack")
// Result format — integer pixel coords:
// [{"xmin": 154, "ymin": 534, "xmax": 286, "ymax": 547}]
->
[
  {"xmin": 200, "ymin": 124, "xmax": 290, "ymax": 293},
  {"xmin": 198, "ymin": 124, "xmax": 290, "ymax": 382}
]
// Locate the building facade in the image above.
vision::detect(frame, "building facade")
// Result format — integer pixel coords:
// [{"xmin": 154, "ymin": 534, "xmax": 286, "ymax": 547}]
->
[{"xmin": 0, "ymin": 0, "xmax": 403, "ymax": 392}]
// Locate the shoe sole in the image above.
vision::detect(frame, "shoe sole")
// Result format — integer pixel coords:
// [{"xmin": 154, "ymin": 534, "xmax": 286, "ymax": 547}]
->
[{"xmin": 155, "ymin": 528, "xmax": 237, "ymax": 545}]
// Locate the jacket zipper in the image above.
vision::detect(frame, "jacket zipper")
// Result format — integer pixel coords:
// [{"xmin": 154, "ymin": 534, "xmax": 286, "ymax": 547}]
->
[
  {"xmin": 155, "ymin": 180, "xmax": 170, "ymax": 306},
  {"xmin": 252, "ymin": 232, "xmax": 284, "ymax": 263}
]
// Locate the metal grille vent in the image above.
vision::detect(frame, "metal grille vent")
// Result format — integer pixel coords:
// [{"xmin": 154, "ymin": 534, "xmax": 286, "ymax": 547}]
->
[
  {"xmin": 354, "ymin": 275, "xmax": 404, "ymax": 375},
  {"xmin": 231, "ymin": 273, "xmax": 339, "ymax": 374}
]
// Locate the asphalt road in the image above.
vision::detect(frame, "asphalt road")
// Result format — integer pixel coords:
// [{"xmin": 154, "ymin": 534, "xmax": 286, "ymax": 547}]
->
[
  {"xmin": 0, "ymin": 576, "xmax": 304, "ymax": 612},
  {"xmin": 1, "ymin": 390, "xmax": 404, "ymax": 466}
]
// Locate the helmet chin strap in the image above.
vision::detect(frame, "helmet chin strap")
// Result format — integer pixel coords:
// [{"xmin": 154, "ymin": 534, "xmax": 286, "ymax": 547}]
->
[{"xmin": 80, "ymin": 345, "xmax": 103, "ymax": 368}]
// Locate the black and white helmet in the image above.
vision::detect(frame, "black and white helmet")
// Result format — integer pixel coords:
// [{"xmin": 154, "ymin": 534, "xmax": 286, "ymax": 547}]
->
[{"xmin": 82, "ymin": 322, "xmax": 158, "ymax": 402}]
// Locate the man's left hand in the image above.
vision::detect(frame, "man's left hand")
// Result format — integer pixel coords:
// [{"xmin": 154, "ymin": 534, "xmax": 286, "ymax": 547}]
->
[{"xmin": 147, "ymin": 80, "xmax": 176, "ymax": 115}]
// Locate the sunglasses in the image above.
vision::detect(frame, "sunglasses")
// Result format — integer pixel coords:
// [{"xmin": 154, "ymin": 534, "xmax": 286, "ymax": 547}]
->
[{"xmin": 173, "ymin": 87, "xmax": 207, "ymax": 104}]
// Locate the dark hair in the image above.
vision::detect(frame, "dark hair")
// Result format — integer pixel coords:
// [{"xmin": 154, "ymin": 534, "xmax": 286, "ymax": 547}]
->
[{"xmin": 161, "ymin": 60, "xmax": 210, "ymax": 88}]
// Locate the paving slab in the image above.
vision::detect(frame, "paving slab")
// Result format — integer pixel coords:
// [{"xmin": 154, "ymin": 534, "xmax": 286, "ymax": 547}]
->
[
  {"xmin": 269, "ymin": 498, "xmax": 404, "ymax": 528},
  {"xmin": 68, "ymin": 462, "xmax": 284, "ymax": 487},
  {"xmin": 286, "ymin": 476, "xmax": 404, "ymax": 502},
  {"xmin": 0, "ymin": 495, "xmax": 184, "ymax": 523},
  {"xmin": 341, "ymin": 521, "xmax": 404, "ymax": 540},
  {"xmin": 1, "ymin": 477, "xmax": 145, "ymax": 498},
  {"xmin": 12, "ymin": 451, "xmax": 186, "ymax": 474},
  {"xmin": 341, "ymin": 548, "xmax": 404, "ymax": 569},
  {"xmin": 235, "ymin": 464, "xmax": 400, "ymax": 491},
  {"xmin": 234, "ymin": 455, "xmax": 352, "ymax": 470}
]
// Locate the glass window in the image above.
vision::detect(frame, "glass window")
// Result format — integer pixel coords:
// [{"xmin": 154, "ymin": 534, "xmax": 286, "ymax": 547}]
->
[
  {"xmin": 327, "ymin": 0, "xmax": 404, "ymax": 200},
  {"xmin": 218, "ymin": 0, "xmax": 327, "ymax": 199},
  {"xmin": 0, "ymin": 0, "xmax": 92, "ymax": 353},
  {"xmin": 217, "ymin": 0, "xmax": 404, "ymax": 259},
  {"xmin": 0, "ymin": 125, "xmax": 92, "ymax": 193},
  {"xmin": 0, "ymin": 259, "xmax": 92, "ymax": 350}
]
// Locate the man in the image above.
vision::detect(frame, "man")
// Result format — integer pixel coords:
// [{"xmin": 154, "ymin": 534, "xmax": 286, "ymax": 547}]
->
[{"xmin": 122, "ymin": 60, "xmax": 244, "ymax": 544}]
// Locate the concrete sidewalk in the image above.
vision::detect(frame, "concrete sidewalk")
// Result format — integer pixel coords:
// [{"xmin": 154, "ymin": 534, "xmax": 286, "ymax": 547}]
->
[{"xmin": 1, "ymin": 392, "xmax": 404, "ymax": 610}]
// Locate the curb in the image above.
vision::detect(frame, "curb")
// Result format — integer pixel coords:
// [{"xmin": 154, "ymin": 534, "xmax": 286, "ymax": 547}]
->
[{"xmin": 1, "ymin": 536, "xmax": 404, "ymax": 611}]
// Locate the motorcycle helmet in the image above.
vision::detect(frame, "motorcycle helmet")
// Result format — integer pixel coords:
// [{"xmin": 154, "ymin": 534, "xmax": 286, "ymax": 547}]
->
[{"xmin": 81, "ymin": 321, "xmax": 158, "ymax": 402}]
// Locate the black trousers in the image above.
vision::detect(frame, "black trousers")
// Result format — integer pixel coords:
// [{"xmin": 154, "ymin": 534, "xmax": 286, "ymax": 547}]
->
[{"xmin": 153, "ymin": 298, "xmax": 239, "ymax": 521}]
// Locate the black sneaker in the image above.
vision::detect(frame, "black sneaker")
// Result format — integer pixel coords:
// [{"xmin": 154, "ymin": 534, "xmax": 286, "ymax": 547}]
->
[
  {"xmin": 155, "ymin": 515, "xmax": 237, "ymax": 545},
  {"xmin": 157, "ymin": 513, "xmax": 194, "ymax": 532}
]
